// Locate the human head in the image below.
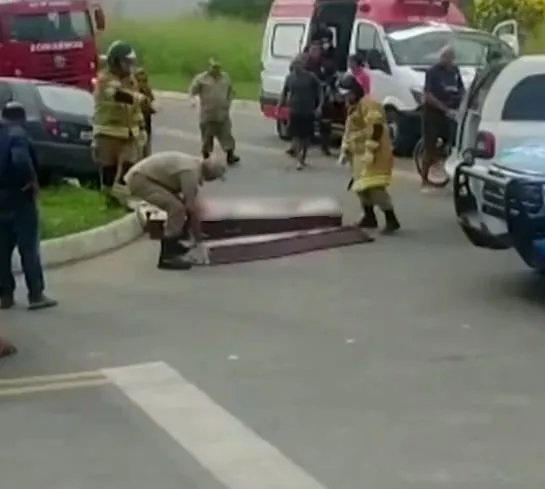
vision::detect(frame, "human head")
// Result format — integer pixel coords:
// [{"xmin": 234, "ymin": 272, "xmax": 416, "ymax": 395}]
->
[
  {"xmin": 200, "ymin": 157, "xmax": 226, "ymax": 182},
  {"xmin": 208, "ymin": 58, "xmax": 221, "ymax": 78},
  {"xmin": 106, "ymin": 40, "xmax": 137, "ymax": 76},
  {"xmin": 2, "ymin": 101, "xmax": 26, "ymax": 124},
  {"xmin": 438, "ymin": 44, "xmax": 455, "ymax": 67},
  {"xmin": 308, "ymin": 42, "xmax": 322, "ymax": 60},
  {"xmin": 348, "ymin": 53, "xmax": 362, "ymax": 71},
  {"xmin": 291, "ymin": 54, "xmax": 307, "ymax": 73},
  {"xmin": 338, "ymin": 72, "xmax": 365, "ymax": 105}
]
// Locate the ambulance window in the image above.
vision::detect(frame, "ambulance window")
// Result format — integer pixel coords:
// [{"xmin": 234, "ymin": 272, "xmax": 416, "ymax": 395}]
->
[
  {"xmin": 271, "ymin": 24, "xmax": 305, "ymax": 59},
  {"xmin": 356, "ymin": 23, "xmax": 379, "ymax": 51},
  {"xmin": 502, "ymin": 74, "xmax": 545, "ymax": 121}
]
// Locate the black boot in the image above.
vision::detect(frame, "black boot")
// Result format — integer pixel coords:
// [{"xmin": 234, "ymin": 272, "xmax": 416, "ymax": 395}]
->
[
  {"xmin": 226, "ymin": 150, "xmax": 240, "ymax": 166},
  {"xmin": 202, "ymin": 151, "xmax": 210, "ymax": 160},
  {"xmin": 358, "ymin": 206, "xmax": 378, "ymax": 229},
  {"xmin": 157, "ymin": 238, "xmax": 193, "ymax": 270},
  {"xmin": 382, "ymin": 209, "xmax": 401, "ymax": 234}
]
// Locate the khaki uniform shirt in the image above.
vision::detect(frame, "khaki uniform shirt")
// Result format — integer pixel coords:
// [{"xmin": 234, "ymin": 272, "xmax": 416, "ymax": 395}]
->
[
  {"xmin": 125, "ymin": 151, "xmax": 200, "ymax": 202},
  {"xmin": 189, "ymin": 71, "xmax": 232, "ymax": 123}
]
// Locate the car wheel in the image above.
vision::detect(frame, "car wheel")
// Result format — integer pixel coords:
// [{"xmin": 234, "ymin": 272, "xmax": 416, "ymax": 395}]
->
[
  {"xmin": 385, "ymin": 107, "xmax": 415, "ymax": 157},
  {"xmin": 276, "ymin": 119, "xmax": 291, "ymax": 141}
]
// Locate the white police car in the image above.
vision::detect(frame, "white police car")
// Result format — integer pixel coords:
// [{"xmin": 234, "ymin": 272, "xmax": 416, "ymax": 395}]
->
[{"xmin": 454, "ymin": 138, "xmax": 545, "ymax": 272}]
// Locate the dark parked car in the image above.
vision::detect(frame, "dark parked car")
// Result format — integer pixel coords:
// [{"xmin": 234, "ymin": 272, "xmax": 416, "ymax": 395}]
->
[{"xmin": 0, "ymin": 77, "xmax": 97, "ymax": 186}]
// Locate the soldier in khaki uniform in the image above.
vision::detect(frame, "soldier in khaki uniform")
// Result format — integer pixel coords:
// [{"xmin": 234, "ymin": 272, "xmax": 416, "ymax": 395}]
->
[
  {"xmin": 125, "ymin": 151, "xmax": 226, "ymax": 270},
  {"xmin": 135, "ymin": 67, "xmax": 156, "ymax": 157},
  {"xmin": 189, "ymin": 59, "xmax": 240, "ymax": 166},
  {"xmin": 92, "ymin": 41, "xmax": 148, "ymax": 204}
]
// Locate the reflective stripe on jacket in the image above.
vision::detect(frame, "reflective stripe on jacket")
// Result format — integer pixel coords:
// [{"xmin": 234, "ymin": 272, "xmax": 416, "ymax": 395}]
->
[{"xmin": 92, "ymin": 69, "xmax": 143, "ymax": 139}]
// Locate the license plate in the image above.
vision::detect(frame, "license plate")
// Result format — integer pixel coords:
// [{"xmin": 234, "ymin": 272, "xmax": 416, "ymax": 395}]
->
[{"xmin": 80, "ymin": 130, "xmax": 92, "ymax": 141}]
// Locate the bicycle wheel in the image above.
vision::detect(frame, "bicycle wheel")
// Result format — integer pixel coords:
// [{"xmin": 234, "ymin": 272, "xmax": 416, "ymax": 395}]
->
[{"xmin": 412, "ymin": 137, "xmax": 450, "ymax": 188}]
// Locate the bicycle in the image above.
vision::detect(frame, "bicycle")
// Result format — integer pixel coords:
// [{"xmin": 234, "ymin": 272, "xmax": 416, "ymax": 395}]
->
[{"xmin": 413, "ymin": 117, "xmax": 456, "ymax": 188}]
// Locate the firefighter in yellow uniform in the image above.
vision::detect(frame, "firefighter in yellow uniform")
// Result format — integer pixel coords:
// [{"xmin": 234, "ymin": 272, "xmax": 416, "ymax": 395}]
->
[
  {"xmin": 337, "ymin": 73, "xmax": 401, "ymax": 234},
  {"xmin": 135, "ymin": 67, "xmax": 156, "ymax": 158},
  {"xmin": 92, "ymin": 40, "xmax": 147, "ymax": 204}
]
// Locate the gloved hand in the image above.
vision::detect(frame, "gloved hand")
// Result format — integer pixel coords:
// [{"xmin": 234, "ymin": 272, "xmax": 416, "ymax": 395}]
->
[
  {"xmin": 337, "ymin": 152, "xmax": 349, "ymax": 166},
  {"xmin": 192, "ymin": 242, "xmax": 210, "ymax": 265}
]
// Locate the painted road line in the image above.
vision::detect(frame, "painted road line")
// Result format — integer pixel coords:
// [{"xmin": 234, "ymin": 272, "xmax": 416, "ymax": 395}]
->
[
  {"xmin": 103, "ymin": 361, "xmax": 330, "ymax": 489},
  {"xmin": 0, "ymin": 369, "xmax": 103, "ymax": 387},
  {"xmin": 0, "ymin": 378, "xmax": 109, "ymax": 397},
  {"xmin": 155, "ymin": 126, "xmax": 420, "ymax": 182}
]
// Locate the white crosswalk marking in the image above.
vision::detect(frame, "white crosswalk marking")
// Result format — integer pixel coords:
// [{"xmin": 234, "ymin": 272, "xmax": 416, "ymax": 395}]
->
[{"xmin": 103, "ymin": 361, "xmax": 330, "ymax": 489}]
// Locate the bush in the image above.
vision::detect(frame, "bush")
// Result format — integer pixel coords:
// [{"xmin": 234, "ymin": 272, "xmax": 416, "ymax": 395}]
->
[
  {"xmin": 473, "ymin": 0, "xmax": 545, "ymax": 33},
  {"xmin": 99, "ymin": 17, "xmax": 263, "ymax": 83}
]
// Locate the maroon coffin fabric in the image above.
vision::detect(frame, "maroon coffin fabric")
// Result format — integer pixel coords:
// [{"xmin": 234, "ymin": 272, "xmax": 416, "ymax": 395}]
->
[{"xmin": 206, "ymin": 227, "xmax": 374, "ymax": 266}]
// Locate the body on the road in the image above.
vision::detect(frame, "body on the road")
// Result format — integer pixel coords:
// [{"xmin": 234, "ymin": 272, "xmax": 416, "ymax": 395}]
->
[
  {"xmin": 93, "ymin": 41, "xmax": 147, "ymax": 205},
  {"xmin": 125, "ymin": 151, "xmax": 226, "ymax": 270},
  {"xmin": 279, "ymin": 54, "xmax": 322, "ymax": 170},
  {"xmin": 189, "ymin": 59, "xmax": 240, "ymax": 167},
  {"xmin": 0, "ymin": 102, "xmax": 57, "ymax": 311},
  {"xmin": 338, "ymin": 74, "xmax": 400, "ymax": 234},
  {"xmin": 421, "ymin": 45, "xmax": 465, "ymax": 190}
]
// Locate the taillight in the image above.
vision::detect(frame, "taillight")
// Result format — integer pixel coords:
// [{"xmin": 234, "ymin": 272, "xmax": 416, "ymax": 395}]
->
[
  {"xmin": 44, "ymin": 114, "xmax": 59, "ymax": 136},
  {"xmin": 475, "ymin": 131, "xmax": 495, "ymax": 159}
]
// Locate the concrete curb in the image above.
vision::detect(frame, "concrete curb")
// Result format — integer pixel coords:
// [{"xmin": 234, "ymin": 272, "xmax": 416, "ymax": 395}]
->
[
  {"xmin": 155, "ymin": 90, "xmax": 260, "ymax": 112},
  {"xmin": 12, "ymin": 212, "xmax": 144, "ymax": 272}
]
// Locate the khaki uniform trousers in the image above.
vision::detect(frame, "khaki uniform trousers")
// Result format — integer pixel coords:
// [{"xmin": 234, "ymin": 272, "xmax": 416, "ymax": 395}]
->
[
  {"xmin": 357, "ymin": 186, "xmax": 393, "ymax": 211},
  {"xmin": 199, "ymin": 118, "xmax": 235, "ymax": 155},
  {"xmin": 127, "ymin": 173, "xmax": 186, "ymax": 238}
]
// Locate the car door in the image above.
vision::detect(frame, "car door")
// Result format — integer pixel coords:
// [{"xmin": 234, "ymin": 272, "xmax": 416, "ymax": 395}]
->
[
  {"xmin": 260, "ymin": 20, "xmax": 308, "ymax": 101},
  {"xmin": 487, "ymin": 72, "xmax": 545, "ymax": 160},
  {"xmin": 491, "ymin": 19, "xmax": 519, "ymax": 56},
  {"xmin": 350, "ymin": 21, "xmax": 395, "ymax": 105}
]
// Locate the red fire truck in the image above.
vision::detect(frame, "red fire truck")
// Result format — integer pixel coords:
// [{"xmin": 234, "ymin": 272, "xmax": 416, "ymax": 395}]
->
[{"xmin": 0, "ymin": 0, "xmax": 105, "ymax": 91}]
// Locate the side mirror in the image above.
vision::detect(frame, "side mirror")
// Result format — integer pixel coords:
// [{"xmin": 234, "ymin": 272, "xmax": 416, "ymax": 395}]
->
[
  {"xmin": 474, "ymin": 131, "xmax": 496, "ymax": 159},
  {"xmin": 94, "ymin": 8, "xmax": 105, "ymax": 31}
]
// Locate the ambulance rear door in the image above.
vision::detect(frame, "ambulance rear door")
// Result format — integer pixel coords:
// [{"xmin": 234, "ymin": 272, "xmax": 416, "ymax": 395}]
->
[{"xmin": 260, "ymin": 17, "xmax": 309, "ymax": 103}]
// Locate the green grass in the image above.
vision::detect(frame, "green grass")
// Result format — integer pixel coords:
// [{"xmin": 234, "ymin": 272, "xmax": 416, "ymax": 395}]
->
[
  {"xmin": 149, "ymin": 74, "xmax": 259, "ymax": 101},
  {"xmin": 39, "ymin": 186, "xmax": 127, "ymax": 240},
  {"xmin": 100, "ymin": 17, "xmax": 263, "ymax": 99}
]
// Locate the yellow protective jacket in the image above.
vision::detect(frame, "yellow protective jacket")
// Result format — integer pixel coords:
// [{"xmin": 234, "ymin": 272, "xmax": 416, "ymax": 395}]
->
[
  {"xmin": 341, "ymin": 96, "xmax": 395, "ymax": 192},
  {"xmin": 93, "ymin": 69, "xmax": 145, "ymax": 140}
]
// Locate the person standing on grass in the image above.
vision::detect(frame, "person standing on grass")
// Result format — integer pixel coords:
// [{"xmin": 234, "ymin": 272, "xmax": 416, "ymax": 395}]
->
[
  {"xmin": 0, "ymin": 102, "xmax": 57, "ymax": 311},
  {"xmin": 189, "ymin": 58, "xmax": 240, "ymax": 167},
  {"xmin": 135, "ymin": 66, "xmax": 156, "ymax": 158},
  {"xmin": 278, "ymin": 54, "xmax": 323, "ymax": 170}
]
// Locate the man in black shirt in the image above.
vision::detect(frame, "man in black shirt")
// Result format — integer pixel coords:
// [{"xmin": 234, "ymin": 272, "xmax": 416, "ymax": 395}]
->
[
  {"xmin": 278, "ymin": 55, "xmax": 323, "ymax": 170},
  {"xmin": 421, "ymin": 45, "xmax": 465, "ymax": 189}
]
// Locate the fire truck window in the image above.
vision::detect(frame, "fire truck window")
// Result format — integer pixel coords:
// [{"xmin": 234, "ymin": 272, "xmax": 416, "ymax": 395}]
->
[
  {"xmin": 271, "ymin": 24, "xmax": 305, "ymax": 59},
  {"xmin": 502, "ymin": 74, "xmax": 545, "ymax": 121},
  {"xmin": 8, "ymin": 11, "xmax": 93, "ymax": 42}
]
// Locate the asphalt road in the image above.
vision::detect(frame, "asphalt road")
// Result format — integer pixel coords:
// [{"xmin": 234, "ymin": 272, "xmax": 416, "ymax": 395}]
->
[{"xmin": 2, "ymin": 99, "xmax": 545, "ymax": 489}]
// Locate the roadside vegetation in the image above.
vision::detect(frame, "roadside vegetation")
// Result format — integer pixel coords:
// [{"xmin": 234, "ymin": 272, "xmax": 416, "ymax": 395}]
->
[
  {"xmin": 39, "ymin": 185, "xmax": 126, "ymax": 240},
  {"xmin": 99, "ymin": 0, "xmax": 545, "ymax": 99}
]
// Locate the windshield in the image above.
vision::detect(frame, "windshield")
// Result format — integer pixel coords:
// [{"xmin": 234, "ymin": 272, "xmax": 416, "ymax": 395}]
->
[
  {"xmin": 7, "ymin": 11, "xmax": 93, "ymax": 42},
  {"xmin": 386, "ymin": 29, "xmax": 515, "ymax": 66},
  {"xmin": 37, "ymin": 84, "xmax": 93, "ymax": 116}
]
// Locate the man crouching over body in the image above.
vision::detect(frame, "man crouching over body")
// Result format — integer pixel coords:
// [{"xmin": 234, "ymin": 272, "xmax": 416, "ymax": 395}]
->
[
  {"xmin": 337, "ymin": 73, "xmax": 400, "ymax": 234},
  {"xmin": 125, "ymin": 152, "xmax": 226, "ymax": 270}
]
